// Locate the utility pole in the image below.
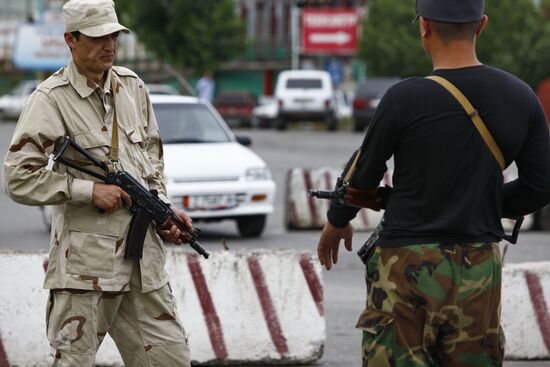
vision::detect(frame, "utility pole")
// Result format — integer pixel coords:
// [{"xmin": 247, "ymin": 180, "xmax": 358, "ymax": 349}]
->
[{"xmin": 291, "ymin": 3, "xmax": 301, "ymax": 69}]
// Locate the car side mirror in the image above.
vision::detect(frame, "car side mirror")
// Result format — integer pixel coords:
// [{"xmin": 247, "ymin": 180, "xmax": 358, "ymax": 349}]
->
[{"xmin": 236, "ymin": 135, "xmax": 252, "ymax": 146}]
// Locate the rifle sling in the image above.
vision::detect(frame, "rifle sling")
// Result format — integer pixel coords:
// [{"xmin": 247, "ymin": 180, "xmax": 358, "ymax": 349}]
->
[{"xmin": 110, "ymin": 72, "xmax": 120, "ymax": 164}]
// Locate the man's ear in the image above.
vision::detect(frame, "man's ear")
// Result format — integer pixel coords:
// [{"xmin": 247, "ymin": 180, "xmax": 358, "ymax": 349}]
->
[
  {"xmin": 64, "ymin": 32, "xmax": 76, "ymax": 49},
  {"xmin": 476, "ymin": 15, "xmax": 488, "ymax": 36},
  {"xmin": 419, "ymin": 16, "xmax": 430, "ymax": 38}
]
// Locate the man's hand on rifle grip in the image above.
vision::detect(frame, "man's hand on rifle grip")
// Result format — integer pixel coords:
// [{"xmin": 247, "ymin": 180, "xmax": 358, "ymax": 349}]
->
[
  {"xmin": 317, "ymin": 222, "xmax": 353, "ymax": 271},
  {"xmin": 158, "ymin": 207, "xmax": 193, "ymax": 245},
  {"xmin": 92, "ymin": 182, "xmax": 132, "ymax": 213}
]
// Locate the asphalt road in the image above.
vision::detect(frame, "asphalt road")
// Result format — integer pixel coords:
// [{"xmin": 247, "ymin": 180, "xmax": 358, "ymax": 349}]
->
[{"xmin": 0, "ymin": 120, "xmax": 549, "ymax": 366}]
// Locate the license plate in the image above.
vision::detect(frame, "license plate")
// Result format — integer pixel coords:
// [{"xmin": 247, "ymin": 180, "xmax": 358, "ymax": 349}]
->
[{"xmin": 184, "ymin": 194, "xmax": 238, "ymax": 211}]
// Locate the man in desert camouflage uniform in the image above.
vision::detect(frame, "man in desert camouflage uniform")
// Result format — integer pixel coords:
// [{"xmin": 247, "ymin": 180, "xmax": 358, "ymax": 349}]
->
[
  {"xmin": 315, "ymin": 0, "xmax": 550, "ymax": 366},
  {"xmin": 3, "ymin": 0, "xmax": 192, "ymax": 365}
]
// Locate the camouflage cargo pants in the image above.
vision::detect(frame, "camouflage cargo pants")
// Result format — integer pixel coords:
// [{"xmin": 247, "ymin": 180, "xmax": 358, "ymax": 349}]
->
[
  {"xmin": 356, "ymin": 243, "xmax": 505, "ymax": 367},
  {"xmin": 46, "ymin": 263, "xmax": 191, "ymax": 367}
]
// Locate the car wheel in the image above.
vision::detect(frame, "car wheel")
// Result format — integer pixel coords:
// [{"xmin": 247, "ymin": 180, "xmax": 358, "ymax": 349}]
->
[
  {"xmin": 275, "ymin": 117, "xmax": 287, "ymax": 131},
  {"xmin": 236, "ymin": 215, "xmax": 266, "ymax": 237},
  {"xmin": 353, "ymin": 120, "xmax": 365, "ymax": 132},
  {"xmin": 326, "ymin": 115, "xmax": 338, "ymax": 131},
  {"xmin": 258, "ymin": 118, "xmax": 271, "ymax": 129}
]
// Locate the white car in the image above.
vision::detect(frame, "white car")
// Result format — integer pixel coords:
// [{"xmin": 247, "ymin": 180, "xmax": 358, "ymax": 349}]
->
[
  {"xmin": 145, "ymin": 83, "xmax": 181, "ymax": 96},
  {"xmin": 154, "ymin": 95, "xmax": 276, "ymax": 237},
  {"xmin": 274, "ymin": 69, "xmax": 337, "ymax": 131},
  {"xmin": 41, "ymin": 95, "xmax": 276, "ymax": 238},
  {"xmin": 0, "ymin": 80, "xmax": 41, "ymax": 120},
  {"xmin": 252, "ymin": 99, "xmax": 278, "ymax": 128}
]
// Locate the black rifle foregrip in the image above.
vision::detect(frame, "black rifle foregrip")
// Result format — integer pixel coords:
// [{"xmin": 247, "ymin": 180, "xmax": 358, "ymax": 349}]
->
[{"xmin": 189, "ymin": 239, "xmax": 210, "ymax": 259}]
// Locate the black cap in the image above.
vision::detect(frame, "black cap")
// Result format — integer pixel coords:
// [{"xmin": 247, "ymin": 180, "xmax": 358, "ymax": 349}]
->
[{"xmin": 414, "ymin": 0, "xmax": 484, "ymax": 23}]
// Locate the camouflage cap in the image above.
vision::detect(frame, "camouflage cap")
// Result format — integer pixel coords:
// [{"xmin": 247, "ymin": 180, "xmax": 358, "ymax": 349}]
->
[{"xmin": 63, "ymin": 0, "xmax": 129, "ymax": 37}]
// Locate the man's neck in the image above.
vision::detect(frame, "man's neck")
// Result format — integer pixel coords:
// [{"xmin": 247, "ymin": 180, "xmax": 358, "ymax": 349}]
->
[
  {"xmin": 73, "ymin": 61, "xmax": 107, "ymax": 87},
  {"xmin": 430, "ymin": 42, "xmax": 481, "ymax": 70}
]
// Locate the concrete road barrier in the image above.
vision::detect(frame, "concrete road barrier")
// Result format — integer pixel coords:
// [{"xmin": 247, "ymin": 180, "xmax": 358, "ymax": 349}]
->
[
  {"xmin": 502, "ymin": 262, "xmax": 550, "ymax": 359},
  {"xmin": 286, "ymin": 167, "xmax": 534, "ymax": 232},
  {"xmin": 0, "ymin": 250, "xmax": 325, "ymax": 366}
]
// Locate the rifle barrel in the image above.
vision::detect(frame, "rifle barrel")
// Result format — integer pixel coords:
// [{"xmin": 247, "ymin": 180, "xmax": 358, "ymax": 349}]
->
[
  {"xmin": 168, "ymin": 216, "xmax": 210, "ymax": 259},
  {"xmin": 309, "ymin": 190, "xmax": 336, "ymax": 199}
]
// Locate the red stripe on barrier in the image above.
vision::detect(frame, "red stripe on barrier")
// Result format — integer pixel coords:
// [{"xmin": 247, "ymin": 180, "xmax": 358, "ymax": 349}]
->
[
  {"xmin": 0, "ymin": 335, "xmax": 8, "ymax": 367},
  {"xmin": 247, "ymin": 256, "xmax": 289, "ymax": 356},
  {"xmin": 323, "ymin": 170, "xmax": 333, "ymax": 190},
  {"xmin": 302, "ymin": 169, "xmax": 320, "ymax": 228},
  {"xmin": 525, "ymin": 271, "xmax": 550, "ymax": 352},
  {"xmin": 288, "ymin": 199, "xmax": 299, "ymax": 228},
  {"xmin": 299, "ymin": 254, "xmax": 324, "ymax": 316},
  {"xmin": 187, "ymin": 254, "xmax": 228, "ymax": 360}
]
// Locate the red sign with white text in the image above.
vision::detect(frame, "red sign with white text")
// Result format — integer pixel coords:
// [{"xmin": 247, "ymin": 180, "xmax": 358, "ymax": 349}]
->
[{"xmin": 301, "ymin": 9, "xmax": 360, "ymax": 55}]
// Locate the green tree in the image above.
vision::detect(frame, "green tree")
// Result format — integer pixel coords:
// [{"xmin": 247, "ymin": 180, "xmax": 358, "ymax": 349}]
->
[
  {"xmin": 115, "ymin": 0, "xmax": 244, "ymax": 73},
  {"xmin": 360, "ymin": 0, "xmax": 431, "ymax": 78},
  {"xmin": 479, "ymin": 0, "xmax": 550, "ymax": 87},
  {"xmin": 360, "ymin": 0, "xmax": 550, "ymax": 87}
]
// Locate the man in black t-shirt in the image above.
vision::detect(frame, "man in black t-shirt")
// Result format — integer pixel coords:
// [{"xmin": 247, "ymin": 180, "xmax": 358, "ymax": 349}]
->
[{"xmin": 315, "ymin": 0, "xmax": 550, "ymax": 365}]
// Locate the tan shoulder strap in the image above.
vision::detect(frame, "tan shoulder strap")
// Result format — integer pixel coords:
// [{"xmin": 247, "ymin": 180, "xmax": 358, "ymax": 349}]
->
[
  {"xmin": 344, "ymin": 148, "xmax": 362, "ymax": 182},
  {"xmin": 110, "ymin": 71, "xmax": 120, "ymax": 164},
  {"xmin": 426, "ymin": 75, "xmax": 505, "ymax": 170}
]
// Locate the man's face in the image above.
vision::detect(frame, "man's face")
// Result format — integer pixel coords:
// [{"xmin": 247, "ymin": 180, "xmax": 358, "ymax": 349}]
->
[{"xmin": 66, "ymin": 32, "xmax": 119, "ymax": 75}]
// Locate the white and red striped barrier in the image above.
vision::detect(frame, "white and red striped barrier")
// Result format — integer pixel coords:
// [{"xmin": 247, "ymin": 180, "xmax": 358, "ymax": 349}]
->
[
  {"xmin": 502, "ymin": 262, "xmax": 550, "ymax": 359},
  {"xmin": 0, "ymin": 250, "xmax": 325, "ymax": 366},
  {"xmin": 286, "ymin": 167, "xmax": 535, "ymax": 231}
]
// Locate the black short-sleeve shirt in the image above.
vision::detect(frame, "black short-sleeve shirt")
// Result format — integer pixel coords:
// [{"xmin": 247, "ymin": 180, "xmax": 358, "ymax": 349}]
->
[{"xmin": 328, "ymin": 65, "xmax": 550, "ymax": 247}]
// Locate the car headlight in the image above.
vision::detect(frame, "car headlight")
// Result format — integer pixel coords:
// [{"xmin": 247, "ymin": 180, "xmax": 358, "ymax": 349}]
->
[{"xmin": 245, "ymin": 167, "xmax": 271, "ymax": 181}]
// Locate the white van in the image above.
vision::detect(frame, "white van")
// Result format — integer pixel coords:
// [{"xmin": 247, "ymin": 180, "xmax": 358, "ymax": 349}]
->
[{"xmin": 274, "ymin": 70, "xmax": 337, "ymax": 130}]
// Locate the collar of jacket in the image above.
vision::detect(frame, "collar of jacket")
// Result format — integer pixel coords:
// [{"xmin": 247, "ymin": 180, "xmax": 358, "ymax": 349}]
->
[{"xmin": 66, "ymin": 58, "xmax": 112, "ymax": 99}]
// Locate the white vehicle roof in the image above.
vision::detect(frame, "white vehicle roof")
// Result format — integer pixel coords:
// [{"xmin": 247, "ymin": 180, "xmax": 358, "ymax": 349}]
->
[
  {"xmin": 149, "ymin": 94, "xmax": 200, "ymax": 104},
  {"xmin": 277, "ymin": 69, "xmax": 331, "ymax": 79}
]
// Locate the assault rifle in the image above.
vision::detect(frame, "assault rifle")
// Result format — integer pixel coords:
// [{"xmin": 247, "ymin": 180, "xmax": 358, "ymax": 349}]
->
[
  {"xmin": 309, "ymin": 176, "xmax": 524, "ymax": 264},
  {"xmin": 309, "ymin": 177, "xmax": 390, "ymax": 264},
  {"xmin": 53, "ymin": 136, "xmax": 210, "ymax": 260}
]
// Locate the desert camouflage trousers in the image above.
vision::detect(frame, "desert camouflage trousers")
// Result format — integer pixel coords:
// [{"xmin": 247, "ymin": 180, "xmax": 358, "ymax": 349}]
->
[
  {"xmin": 46, "ymin": 262, "xmax": 191, "ymax": 367},
  {"xmin": 356, "ymin": 243, "xmax": 505, "ymax": 367}
]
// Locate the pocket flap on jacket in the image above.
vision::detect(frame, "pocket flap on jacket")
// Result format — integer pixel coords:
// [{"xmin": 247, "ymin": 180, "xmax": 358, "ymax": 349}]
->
[
  {"xmin": 67, "ymin": 213, "xmax": 126, "ymax": 237},
  {"xmin": 74, "ymin": 130, "xmax": 111, "ymax": 149},
  {"xmin": 124, "ymin": 127, "xmax": 148, "ymax": 144}
]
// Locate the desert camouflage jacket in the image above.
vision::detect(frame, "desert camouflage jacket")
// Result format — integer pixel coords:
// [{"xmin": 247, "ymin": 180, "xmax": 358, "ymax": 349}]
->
[{"xmin": 3, "ymin": 59, "xmax": 170, "ymax": 292}]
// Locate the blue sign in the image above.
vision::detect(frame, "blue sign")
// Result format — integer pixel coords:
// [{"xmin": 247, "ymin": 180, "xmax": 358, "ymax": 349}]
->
[
  {"xmin": 324, "ymin": 58, "xmax": 344, "ymax": 86},
  {"xmin": 12, "ymin": 22, "xmax": 70, "ymax": 71}
]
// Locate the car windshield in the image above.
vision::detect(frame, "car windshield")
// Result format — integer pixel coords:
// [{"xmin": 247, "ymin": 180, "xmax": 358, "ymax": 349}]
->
[
  {"xmin": 356, "ymin": 79, "xmax": 399, "ymax": 98},
  {"xmin": 286, "ymin": 79, "xmax": 322, "ymax": 89},
  {"xmin": 153, "ymin": 103, "xmax": 232, "ymax": 144}
]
